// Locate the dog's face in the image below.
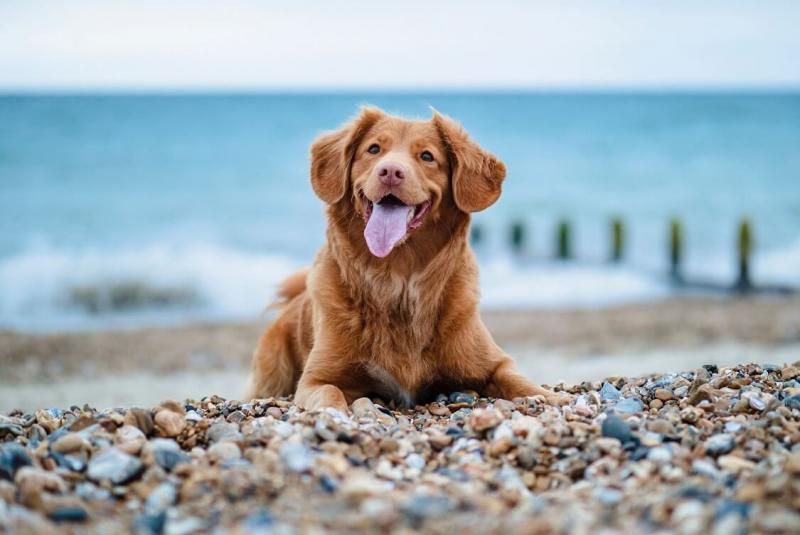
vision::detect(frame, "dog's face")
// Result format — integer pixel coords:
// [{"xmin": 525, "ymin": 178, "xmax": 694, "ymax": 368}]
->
[{"xmin": 310, "ymin": 107, "xmax": 505, "ymax": 258}]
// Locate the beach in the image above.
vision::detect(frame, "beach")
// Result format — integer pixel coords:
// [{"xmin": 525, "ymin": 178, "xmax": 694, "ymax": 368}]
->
[
  {"xmin": 2, "ymin": 296, "xmax": 799, "ymax": 413},
  {"xmin": 1, "ymin": 359, "xmax": 798, "ymax": 533}
]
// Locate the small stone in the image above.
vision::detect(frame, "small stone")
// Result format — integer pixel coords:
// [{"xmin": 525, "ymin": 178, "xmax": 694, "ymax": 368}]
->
[
  {"xmin": 405, "ymin": 453, "xmax": 425, "ymax": 470},
  {"xmin": 351, "ymin": 398, "xmax": 396, "ymax": 425},
  {"xmin": 87, "ymin": 447, "xmax": 142, "ymax": 484},
  {"xmin": 50, "ymin": 432, "xmax": 85, "ymax": 454},
  {"xmin": 600, "ymin": 382, "xmax": 621, "ymax": 401},
  {"xmin": 647, "ymin": 445, "xmax": 672, "ymax": 463},
  {"xmin": 448, "ymin": 392, "xmax": 477, "ymax": 405},
  {"xmin": 654, "ymin": 388, "xmax": 673, "ymax": 401},
  {"xmin": 468, "ymin": 408, "xmax": 503, "ymax": 432},
  {"xmin": 145, "ymin": 482, "xmax": 177, "ymax": 514},
  {"xmin": 134, "ymin": 513, "xmax": 167, "ymax": 535},
  {"xmin": 15, "ymin": 466, "xmax": 67, "ymax": 495},
  {"xmin": 614, "ymin": 398, "xmax": 644, "ymax": 414},
  {"xmin": 0, "ymin": 442, "xmax": 32, "ymax": 480},
  {"xmin": 34, "ymin": 409, "xmax": 61, "ymax": 433},
  {"xmin": 705, "ymin": 434, "xmax": 735, "ymax": 456},
  {"xmin": 116, "ymin": 425, "xmax": 147, "ymax": 455},
  {"xmin": 782, "ymin": 394, "xmax": 800, "ymax": 411},
  {"xmin": 184, "ymin": 410, "xmax": 203, "ymax": 423},
  {"xmin": 208, "ymin": 441, "xmax": 241, "ymax": 462},
  {"xmin": 154, "ymin": 410, "xmax": 185, "ymax": 438},
  {"xmin": 226, "ymin": 410, "xmax": 246, "ymax": 424},
  {"xmin": 124, "ymin": 408, "xmax": 155, "ymax": 435},
  {"xmin": 0, "ymin": 423, "xmax": 24, "ymax": 438},
  {"xmin": 602, "ymin": 415, "xmax": 634, "ymax": 445},
  {"xmin": 158, "ymin": 400, "xmax": 185, "ymax": 415},
  {"xmin": 48, "ymin": 506, "xmax": 88, "ymax": 522},
  {"xmin": 647, "ymin": 419, "xmax": 675, "ymax": 436},
  {"xmin": 782, "ymin": 365, "xmax": 800, "ymax": 381},
  {"xmin": 428, "ymin": 431, "xmax": 452, "ymax": 450},
  {"xmin": 717, "ymin": 455, "xmax": 756, "ymax": 473},
  {"xmin": 279, "ymin": 443, "xmax": 313, "ymax": 473},
  {"xmin": 143, "ymin": 439, "xmax": 189, "ymax": 472},
  {"xmin": 402, "ymin": 494, "xmax": 453, "ymax": 520},
  {"xmin": 207, "ymin": 422, "xmax": 242, "ymax": 443},
  {"xmin": 688, "ymin": 383, "xmax": 714, "ymax": 405},
  {"xmin": 650, "ymin": 399, "xmax": 664, "ymax": 410}
]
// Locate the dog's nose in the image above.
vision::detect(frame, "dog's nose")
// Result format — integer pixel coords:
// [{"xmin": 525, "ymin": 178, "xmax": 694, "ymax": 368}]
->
[{"xmin": 377, "ymin": 162, "xmax": 405, "ymax": 187}]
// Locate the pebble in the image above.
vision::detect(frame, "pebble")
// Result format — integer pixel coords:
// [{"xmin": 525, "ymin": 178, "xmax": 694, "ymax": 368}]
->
[
  {"xmin": 143, "ymin": 439, "xmax": 190, "ymax": 472},
  {"xmin": 279, "ymin": 443, "xmax": 313, "ymax": 473},
  {"xmin": 601, "ymin": 414, "xmax": 634, "ymax": 445},
  {"xmin": 50, "ymin": 432, "xmax": 85, "ymax": 454},
  {"xmin": 145, "ymin": 482, "xmax": 177, "ymax": 514},
  {"xmin": 208, "ymin": 441, "xmax": 241, "ymax": 462},
  {"xmin": 613, "ymin": 397, "xmax": 644, "ymax": 414},
  {"xmin": 705, "ymin": 433, "xmax": 736, "ymax": 456},
  {"xmin": 87, "ymin": 448, "xmax": 142, "ymax": 484},
  {"xmin": 206, "ymin": 422, "xmax": 242, "ymax": 443},
  {"xmin": 0, "ymin": 442, "xmax": 32, "ymax": 480},
  {"xmin": 154, "ymin": 409, "xmax": 186, "ymax": 438},
  {"xmin": 599, "ymin": 382, "xmax": 621, "ymax": 401},
  {"xmin": 468, "ymin": 407, "xmax": 503, "ymax": 432}
]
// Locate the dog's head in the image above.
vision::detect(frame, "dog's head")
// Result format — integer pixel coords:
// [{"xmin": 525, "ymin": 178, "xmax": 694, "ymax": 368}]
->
[{"xmin": 310, "ymin": 107, "xmax": 505, "ymax": 258}]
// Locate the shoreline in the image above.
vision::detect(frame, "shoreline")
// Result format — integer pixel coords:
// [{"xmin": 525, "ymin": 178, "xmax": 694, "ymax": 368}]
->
[{"xmin": 1, "ymin": 296, "xmax": 799, "ymax": 413}]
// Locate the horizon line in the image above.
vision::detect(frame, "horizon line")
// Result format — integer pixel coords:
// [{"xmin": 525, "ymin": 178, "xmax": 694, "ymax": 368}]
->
[{"xmin": 1, "ymin": 85, "xmax": 800, "ymax": 96}]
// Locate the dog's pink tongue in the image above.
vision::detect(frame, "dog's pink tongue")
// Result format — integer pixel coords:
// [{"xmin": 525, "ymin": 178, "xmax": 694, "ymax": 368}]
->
[{"xmin": 364, "ymin": 202, "xmax": 412, "ymax": 258}]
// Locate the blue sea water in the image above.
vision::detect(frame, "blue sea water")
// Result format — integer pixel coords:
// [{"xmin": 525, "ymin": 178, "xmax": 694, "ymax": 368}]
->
[{"xmin": 1, "ymin": 93, "xmax": 799, "ymax": 331}]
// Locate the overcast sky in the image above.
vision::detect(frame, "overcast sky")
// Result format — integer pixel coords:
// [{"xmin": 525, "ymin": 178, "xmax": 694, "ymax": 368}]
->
[{"xmin": 1, "ymin": 0, "xmax": 798, "ymax": 91}]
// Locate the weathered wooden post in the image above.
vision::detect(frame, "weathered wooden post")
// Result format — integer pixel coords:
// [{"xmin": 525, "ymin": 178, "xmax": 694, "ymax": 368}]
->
[
  {"xmin": 610, "ymin": 217, "xmax": 624, "ymax": 262},
  {"xmin": 556, "ymin": 219, "xmax": 572, "ymax": 260},
  {"xmin": 510, "ymin": 221, "xmax": 525, "ymax": 255},
  {"xmin": 470, "ymin": 223, "xmax": 483, "ymax": 246},
  {"xmin": 736, "ymin": 217, "xmax": 753, "ymax": 291},
  {"xmin": 669, "ymin": 218, "xmax": 683, "ymax": 282}
]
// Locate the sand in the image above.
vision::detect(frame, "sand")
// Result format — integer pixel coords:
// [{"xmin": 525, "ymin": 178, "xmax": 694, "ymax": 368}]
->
[{"xmin": 1, "ymin": 296, "xmax": 799, "ymax": 412}]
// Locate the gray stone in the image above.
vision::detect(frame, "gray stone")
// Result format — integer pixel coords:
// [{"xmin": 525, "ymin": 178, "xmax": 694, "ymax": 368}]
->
[
  {"xmin": 601, "ymin": 414, "xmax": 633, "ymax": 444},
  {"xmin": 87, "ymin": 448, "xmax": 142, "ymax": 484},
  {"xmin": 206, "ymin": 422, "xmax": 242, "ymax": 443},
  {"xmin": 613, "ymin": 397, "xmax": 644, "ymax": 414},
  {"xmin": 145, "ymin": 482, "xmax": 177, "ymax": 514},
  {"xmin": 705, "ymin": 434, "xmax": 736, "ymax": 456},
  {"xmin": 600, "ymin": 382, "xmax": 621, "ymax": 401},
  {"xmin": 279, "ymin": 443, "xmax": 313, "ymax": 473}
]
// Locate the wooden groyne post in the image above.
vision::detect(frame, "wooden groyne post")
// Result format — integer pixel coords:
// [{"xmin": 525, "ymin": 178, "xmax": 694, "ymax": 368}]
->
[
  {"xmin": 470, "ymin": 223, "xmax": 483, "ymax": 246},
  {"xmin": 735, "ymin": 218, "xmax": 753, "ymax": 291},
  {"xmin": 610, "ymin": 217, "xmax": 624, "ymax": 262},
  {"xmin": 510, "ymin": 221, "xmax": 525, "ymax": 255},
  {"xmin": 669, "ymin": 218, "xmax": 683, "ymax": 282},
  {"xmin": 556, "ymin": 219, "xmax": 572, "ymax": 260}
]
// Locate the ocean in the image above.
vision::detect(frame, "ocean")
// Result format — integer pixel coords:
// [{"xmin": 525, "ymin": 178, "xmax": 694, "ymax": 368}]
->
[{"xmin": 1, "ymin": 93, "xmax": 799, "ymax": 331}]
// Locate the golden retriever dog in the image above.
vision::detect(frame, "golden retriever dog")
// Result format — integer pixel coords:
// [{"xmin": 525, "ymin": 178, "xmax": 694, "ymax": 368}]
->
[{"xmin": 247, "ymin": 107, "xmax": 567, "ymax": 412}]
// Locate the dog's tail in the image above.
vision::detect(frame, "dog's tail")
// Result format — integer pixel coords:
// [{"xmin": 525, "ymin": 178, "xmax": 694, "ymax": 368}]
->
[{"xmin": 269, "ymin": 268, "xmax": 310, "ymax": 310}]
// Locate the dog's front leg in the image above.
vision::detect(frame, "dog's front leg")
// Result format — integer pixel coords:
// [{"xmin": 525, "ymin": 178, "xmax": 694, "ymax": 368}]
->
[
  {"xmin": 294, "ymin": 349, "xmax": 357, "ymax": 414},
  {"xmin": 485, "ymin": 357, "xmax": 573, "ymax": 406}
]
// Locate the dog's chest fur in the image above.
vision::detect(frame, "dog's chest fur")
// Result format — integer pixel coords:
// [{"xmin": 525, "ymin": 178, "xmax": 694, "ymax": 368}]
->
[{"xmin": 350, "ymin": 270, "xmax": 441, "ymax": 402}]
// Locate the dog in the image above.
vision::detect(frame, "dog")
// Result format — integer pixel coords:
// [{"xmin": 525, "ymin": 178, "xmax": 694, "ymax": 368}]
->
[{"xmin": 246, "ymin": 107, "xmax": 568, "ymax": 412}]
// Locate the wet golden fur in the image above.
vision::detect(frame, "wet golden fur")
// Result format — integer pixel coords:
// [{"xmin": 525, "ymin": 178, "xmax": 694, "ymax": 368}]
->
[{"xmin": 247, "ymin": 107, "xmax": 566, "ymax": 411}]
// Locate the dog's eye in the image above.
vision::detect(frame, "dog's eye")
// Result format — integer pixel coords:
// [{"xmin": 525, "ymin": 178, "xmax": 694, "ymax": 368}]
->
[
  {"xmin": 420, "ymin": 150, "xmax": 434, "ymax": 162},
  {"xmin": 367, "ymin": 144, "xmax": 380, "ymax": 155}
]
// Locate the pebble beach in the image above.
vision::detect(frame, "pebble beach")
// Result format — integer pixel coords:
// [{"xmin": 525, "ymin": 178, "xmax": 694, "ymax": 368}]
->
[{"xmin": 2, "ymin": 362, "xmax": 800, "ymax": 534}]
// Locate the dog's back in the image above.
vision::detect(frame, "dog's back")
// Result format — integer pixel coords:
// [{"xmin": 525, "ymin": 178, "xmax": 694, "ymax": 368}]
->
[{"xmin": 246, "ymin": 268, "xmax": 311, "ymax": 399}]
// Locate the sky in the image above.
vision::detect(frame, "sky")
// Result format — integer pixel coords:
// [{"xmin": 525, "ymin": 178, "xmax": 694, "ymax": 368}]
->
[{"xmin": 0, "ymin": 0, "xmax": 798, "ymax": 91}]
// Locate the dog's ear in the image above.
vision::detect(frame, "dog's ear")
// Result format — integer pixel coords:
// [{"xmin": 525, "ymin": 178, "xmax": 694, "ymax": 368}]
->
[
  {"xmin": 433, "ymin": 112, "xmax": 506, "ymax": 213},
  {"xmin": 310, "ymin": 107, "xmax": 384, "ymax": 204}
]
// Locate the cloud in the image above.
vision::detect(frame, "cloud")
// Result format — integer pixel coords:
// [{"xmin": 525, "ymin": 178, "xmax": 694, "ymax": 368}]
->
[{"xmin": 1, "ymin": 0, "xmax": 798, "ymax": 90}]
